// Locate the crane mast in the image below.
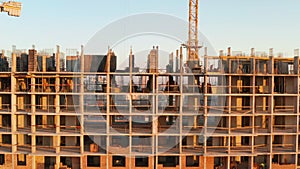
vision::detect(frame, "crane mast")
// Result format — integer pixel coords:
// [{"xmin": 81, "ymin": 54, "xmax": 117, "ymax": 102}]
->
[{"xmin": 188, "ymin": 0, "xmax": 199, "ymax": 62}]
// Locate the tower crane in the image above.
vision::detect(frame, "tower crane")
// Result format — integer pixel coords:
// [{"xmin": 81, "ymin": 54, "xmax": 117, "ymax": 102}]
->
[
  {"xmin": 0, "ymin": 1, "xmax": 22, "ymax": 17},
  {"xmin": 183, "ymin": 0, "xmax": 202, "ymax": 69}
]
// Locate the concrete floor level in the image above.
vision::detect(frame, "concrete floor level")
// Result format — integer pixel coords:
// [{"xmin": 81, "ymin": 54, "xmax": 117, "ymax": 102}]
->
[{"xmin": 0, "ymin": 47, "xmax": 300, "ymax": 169}]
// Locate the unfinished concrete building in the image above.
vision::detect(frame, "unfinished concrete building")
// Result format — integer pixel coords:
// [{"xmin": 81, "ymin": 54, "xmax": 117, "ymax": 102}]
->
[{"xmin": 0, "ymin": 45, "xmax": 299, "ymax": 169}]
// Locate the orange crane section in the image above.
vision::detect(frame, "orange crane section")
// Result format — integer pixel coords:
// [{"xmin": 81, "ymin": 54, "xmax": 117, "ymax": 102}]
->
[
  {"xmin": 188, "ymin": 0, "xmax": 199, "ymax": 62},
  {"xmin": 0, "ymin": 1, "xmax": 22, "ymax": 17}
]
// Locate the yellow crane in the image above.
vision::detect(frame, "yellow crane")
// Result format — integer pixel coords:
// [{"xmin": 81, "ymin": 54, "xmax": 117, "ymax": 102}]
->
[
  {"xmin": 188, "ymin": 0, "xmax": 200, "ymax": 62},
  {"xmin": 182, "ymin": 0, "xmax": 201, "ymax": 69},
  {"xmin": 0, "ymin": 1, "xmax": 22, "ymax": 17}
]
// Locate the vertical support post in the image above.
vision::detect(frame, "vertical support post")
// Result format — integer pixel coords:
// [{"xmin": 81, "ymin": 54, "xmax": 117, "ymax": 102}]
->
[{"xmin": 56, "ymin": 45, "xmax": 60, "ymax": 72}]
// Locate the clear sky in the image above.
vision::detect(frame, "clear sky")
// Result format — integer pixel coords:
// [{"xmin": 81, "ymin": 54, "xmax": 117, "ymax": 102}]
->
[{"xmin": 0, "ymin": 0, "xmax": 300, "ymax": 56}]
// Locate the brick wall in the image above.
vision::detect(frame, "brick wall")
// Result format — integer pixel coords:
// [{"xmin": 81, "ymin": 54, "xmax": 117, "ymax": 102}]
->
[
  {"xmin": 1, "ymin": 154, "xmax": 12, "ymax": 169},
  {"xmin": 36, "ymin": 156, "xmax": 45, "ymax": 169},
  {"xmin": 13, "ymin": 154, "xmax": 32, "ymax": 169}
]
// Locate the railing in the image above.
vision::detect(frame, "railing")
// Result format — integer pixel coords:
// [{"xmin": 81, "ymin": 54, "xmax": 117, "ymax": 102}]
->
[
  {"xmin": 207, "ymin": 127, "xmax": 229, "ymax": 134},
  {"xmin": 182, "ymin": 125, "xmax": 204, "ymax": 133},
  {"xmin": 35, "ymin": 145, "xmax": 56, "ymax": 153},
  {"xmin": 35, "ymin": 105, "xmax": 56, "ymax": 113},
  {"xmin": 231, "ymin": 126, "xmax": 253, "ymax": 133},
  {"xmin": 157, "ymin": 146, "xmax": 179, "ymax": 153},
  {"xmin": 158, "ymin": 125, "xmax": 180, "ymax": 134},
  {"xmin": 0, "ymin": 87, "xmax": 11, "ymax": 92},
  {"xmin": 60, "ymin": 125, "xmax": 81, "ymax": 133},
  {"xmin": 0, "ymin": 143, "xmax": 13, "ymax": 152},
  {"xmin": 231, "ymin": 106, "xmax": 252, "ymax": 113},
  {"xmin": 16, "ymin": 104, "xmax": 31, "ymax": 112},
  {"xmin": 131, "ymin": 145, "xmax": 152, "ymax": 153},
  {"xmin": 0, "ymin": 104, "xmax": 11, "ymax": 112},
  {"xmin": 272, "ymin": 144, "xmax": 295, "ymax": 152},
  {"xmin": 231, "ymin": 105, "xmax": 252, "ymax": 110},
  {"xmin": 274, "ymin": 106, "xmax": 295, "ymax": 113},
  {"xmin": 181, "ymin": 145, "xmax": 203, "ymax": 153},
  {"xmin": 273, "ymin": 125, "xmax": 297, "ymax": 133},
  {"xmin": 231, "ymin": 86, "xmax": 253, "ymax": 94},
  {"xmin": 0, "ymin": 126, "xmax": 11, "ymax": 132},
  {"xmin": 230, "ymin": 145, "xmax": 252, "ymax": 152},
  {"xmin": 255, "ymin": 106, "xmax": 270, "ymax": 113},
  {"xmin": 206, "ymin": 146, "xmax": 228, "ymax": 153},
  {"xmin": 60, "ymin": 146, "xmax": 81, "ymax": 153},
  {"xmin": 60, "ymin": 105, "xmax": 80, "ymax": 113}
]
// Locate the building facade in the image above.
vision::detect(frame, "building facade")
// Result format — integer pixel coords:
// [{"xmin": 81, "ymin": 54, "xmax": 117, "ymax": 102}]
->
[{"xmin": 0, "ymin": 47, "xmax": 299, "ymax": 169}]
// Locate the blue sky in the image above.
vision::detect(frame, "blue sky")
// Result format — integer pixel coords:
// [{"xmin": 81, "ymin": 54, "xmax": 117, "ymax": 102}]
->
[{"xmin": 0, "ymin": 0, "xmax": 300, "ymax": 56}]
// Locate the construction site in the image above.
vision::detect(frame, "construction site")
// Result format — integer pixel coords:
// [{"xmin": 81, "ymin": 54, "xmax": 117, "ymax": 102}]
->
[
  {"xmin": 1, "ymin": 0, "xmax": 300, "ymax": 169},
  {"xmin": 0, "ymin": 45, "xmax": 299, "ymax": 169}
]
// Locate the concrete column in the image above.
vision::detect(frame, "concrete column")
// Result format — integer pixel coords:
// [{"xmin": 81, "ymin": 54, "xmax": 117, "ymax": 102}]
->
[
  {"xmin": 11, "ymin": 73, "xmax": 17, "ymax": 153},
  {"xmin": 17, "ymin": 134, "xmax": 24, "ymax": 146},
  {"xmin": 56, "ymin": 45, "xmax": 60, "ymax": 72},
  {"xmin": 11, "ymin": 52, "xmax": 16, "ymax": 73},
  {"xmin": 0, "ymin": 96, "xmax": 2, "ymax": 110},
  {"xmin": 42, "ymin": 115, "xmax": 47, "ymax": 128},
  {"xmin": 31, "ymin": 134, "xmax": 36, "ymax": 153},
  {"xmin": 0, "ymin": 115, "xmax": 2, "ymax": 128},
  {"xmin": 17, "ymin": 115, "xmax": 25, "ymax": 128},
  {"xmin": 31, "ymin": 114, "xmax": 36, "ymax": 132},
  {"xmin": 56, "ymin": 156, "xmax": 60, "ymax": 169},
  {"xmin": 55, "ymin": 136, "xmax": 61, "ymax": 154},
  {"xmin": 80, "ymin": 45, "xmax": 84, "ymax": 73},
  {"xmin": 55, "ymin": 115, "xmax": 60, "ymax": 133},
  {"xmin": 41, "ymin": 96, "xmax": 48, "ymax": 110},
  {"xmin": 17, "ymin": 96, "xmax": 25, "ymax": 110},
  {"xmin": 42, "ymin": 55, "xmax": 47, "ymax": 72}
]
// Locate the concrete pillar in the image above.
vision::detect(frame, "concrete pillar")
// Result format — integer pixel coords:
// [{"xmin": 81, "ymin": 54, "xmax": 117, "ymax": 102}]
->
[
  {"xmin": 17, "ymin": 115, "xmax": 25, "ymax": 128},
  {"xmin": 236, "ymin": 116, "xmax": 242, "ymax": 128},
  {"xmin": 80, "ymin": 45, "xmax": 84, "ymax": 73},
  {"xmin": 32, "ymin": 156, "xmax": 36, "ymax": 169},
  {"xmin": 55, "ymin": 115, "xmax": 60, "ymax": 133},
  {"xmin": 227, "ymin": 47, "xmax": 231, "ymax": 56},
  {"xmin": 236, "ymin": 97, "xmax": 242, "ymax": 111},
  {"xmin": 0, "ymin": 96, "xmax": 2, "ymax": 110},
  {"xmin": 11, "ymin": 74, "xmax": 17, "ymax": 154},
  {"xmin": 0, "ymin": 115, "xmax": 2, "ymax": 128},
  {"xmin": 80, "ymin": 135, "xmax": 84, "ymax": 154},
  {"xmin": 55, "ymin": 136, "xmax": 61, "ymax": 154},
  {"xmin": 11, "ymin": 52, "xmax": 16, "ymax": 73},
  {"xmin": 42, "ymin": 55, "xmax": 47, "ymax": 72},
  {"xmin": 17, "ymin": 134, "xmax": 24, "ymax": 146},
  {"xmin": 17, "ymin": 96, "xmax": 25, "ymax": 110},
  {"xmin": 42, "ymin": 115, "xmax": 47, "ymax": 128},
  {"xmin": 31, "ymin": 134, "xmax": 36, "ymax": 153},
  {"xmin": 56, "ymin": 45, "xmax": 60, "ymax": 72},
  {"xmin": 41, "ymin": 96, "xmax": 47, "ymax": 110},
  {"xmin": 55, "ymin": 155, "xmax": 60, "ymax": 169}
]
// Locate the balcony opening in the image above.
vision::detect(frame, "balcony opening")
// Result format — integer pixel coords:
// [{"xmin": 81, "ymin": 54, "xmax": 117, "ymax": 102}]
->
[
  {"xmin": 87, "ymin": 156, "xmax": 100, "ymax": 167},
  {"xmin": 135, "ymin": 156, "xmax": 148, "ymax": 167},
  {"xmin": 158, "ymin": 156, "xmax": 179, "ymax": 167},
  {"xmin": 0, "ymin": 154, "xmax": 4, "ymax": 165},
  {"xmin": 112, "ymin": 156, "xmax": 125, "ymax": 167},
  {"xmin": 186, "ymin": 156, "xmax": 199, "ymax": 167},
  {"xmin": 17, "ymin": 154, "xmax": 26, "ymax": 166}
]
